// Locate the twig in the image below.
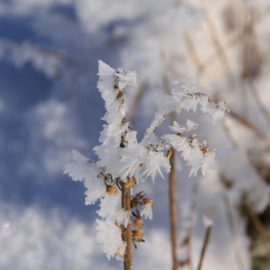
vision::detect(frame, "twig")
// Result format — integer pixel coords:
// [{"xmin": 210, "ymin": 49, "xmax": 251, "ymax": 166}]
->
[
  {"xmin": 227, "ymin": 110, "xmax": 267, "ymax": 139},
  {"xmin": 186, "ymin": 178, "xmax": 200, "ymax": 270},
  {"xmin": 121, "ymin": 182, "xmax": 134, "ymax": 270},
  {"xmin": 168, "ymin": 148, "xmax": 179, "ymax": 270},
  {"xmin": 220, "ymin": 180, "xmax": 245, "ymax": 270},
  {"xmin": 129, "ymin": 83, "xmax": 147, "ymax": 125},
  {"xmin": 202, "ymin": 5, "xmax": 270, "ymax": 74},
  {"xmin": 197, "ymin": 225, "xmax": 212, "ymax": 270},
  {"xmin": 183, "ymin": 32, "xmax": 205, "ymax": 75},
  {"xmin": 206, "ymin": 15, "xmax": 233, "ymax": 83},
  {"xmin": 246, "ymin": 77, "xmax": 270, "ymax": 129},
  {"xmin": 163, "ymin": 77, "xmax": 179, "ymax": 270},
  {"xmin": 245, "ymin": 204, "xmax": 270, "ymax": 256}
]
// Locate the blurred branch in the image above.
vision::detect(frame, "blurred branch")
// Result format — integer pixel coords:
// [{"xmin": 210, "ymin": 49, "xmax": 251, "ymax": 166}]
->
[
  {"xmin": 220, "ymin": 175, "xmax": 245, "ymax": 270},
  {"xmin": 163, "ymin": 76, "xmax": 179, "ymax": 270},
  {"xmin": 206, "ymin": 15, "xmax": 233, "ymax": 82},
  {"xmin": 129, "ymin": 82, "xmax": 147, "ymax": 125},
  {"xmin": 246, "ymin": 78, "xmax": 270, "ymax": 130},
  {"xmin": 227, "ymin": 111, "xmax": 267, "ymax": 139},
  {"xmin": 197, "ymin": 224, "xmax": 212, "ymax": 270},
  {"xmin": 244, "ymin": 204, "xmax": 270, "ymax": 256},
  {"xmin": 201, "ymin": 5, "xmax": 270, "ymax": 74},
  {"xmin": 183, "ymin": 32, "xmax": 205, "ymax": 75},
  {"xmin": 0, "ymin": 39, "xmax": 79, "ymax": 78}
]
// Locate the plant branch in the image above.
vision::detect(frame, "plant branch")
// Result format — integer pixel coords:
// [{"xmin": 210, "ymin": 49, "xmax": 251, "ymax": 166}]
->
[
  {"xmin": 197, "ymin": 224, "xmax": 212, "ymax": 270},
  {"xmin": 168, "ymin": 148, "xmax": 179, "ymax": 270},
  {"xmin": 121, "ymin": 181, "xmax": 134, "ymax": 270}
]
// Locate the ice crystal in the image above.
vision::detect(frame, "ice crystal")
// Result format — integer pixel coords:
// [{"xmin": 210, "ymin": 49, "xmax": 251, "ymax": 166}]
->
[
  {"xmin": 140, "ymin": 202, "xmax": 153, "ymax": 220},
  {"xmin": 96, "ymin": 219, "xmax": 126, "ymax": 259},
  {"xmin": 65, "ymin": 61, "xmax": 224, "ymax": 259}
]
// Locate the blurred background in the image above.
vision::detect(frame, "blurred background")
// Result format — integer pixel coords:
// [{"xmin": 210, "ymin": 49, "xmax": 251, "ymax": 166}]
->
[{"xmin": 1, "ymin": 0, "xmax": 270, "ymax": 269}]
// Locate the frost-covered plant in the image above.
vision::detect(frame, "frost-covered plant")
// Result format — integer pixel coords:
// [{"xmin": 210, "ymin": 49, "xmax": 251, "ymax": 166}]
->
[{"xmin": 64, "ymin": 61, "xmax": 226, "ymax": 269}]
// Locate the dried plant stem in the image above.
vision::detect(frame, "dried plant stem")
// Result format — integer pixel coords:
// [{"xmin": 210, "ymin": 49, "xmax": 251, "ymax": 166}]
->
[
  {"xmin": 121, "ymin": 182, "xmax": 134, "ymax": 270},
  {"xmin": 168, "ymin": 149, "xmax": 179, "ymax": 270},
  {"xmin": 222, "ymin": 193, "xmax": 245, "ymax": 270},
  {"xmin": 206, "ymin": 15, "xmax": 233, "ymax": 82},
  {"xmin": 246, "ymin": 78, "xmax": 270, "ymax": 129},
  {"xmin": 192, "ymin": 5, "xmax": 270, "ymax": 76},
  {"xmin": 228, "ymin": 110, "xmax": 267, "ymax": 139},
  {"xmin": 245, "ymin": 204, "xmax": 270, "ymax": 255},
  {"xmin": 183, "ymin": 32, "xmax": 205, "ymax": 75},
  {"xmin": 129, "ymin": 83, "xmax": 147, "ymax": 125},
  {"xmin": 197, "ymin": 225, "xmax": 212, "ymax": 270},
  {"xmin": 163, "ymin": 77, "xmax": 179, "ymax": 270}
]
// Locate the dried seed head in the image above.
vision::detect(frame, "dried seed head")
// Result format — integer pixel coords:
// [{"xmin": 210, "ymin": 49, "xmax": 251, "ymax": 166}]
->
[
  {"xmin": 134, "ymin": 218, "xmax": 144, "ymax": 229},
  {"xmin": 132, "ymin": 230, "xmax": 144, "ymax": 241},
  {"xmin": 106, "ymin": 185, "xmax": 118, "ymax": 195},
  {"xmin": 126, "ymin": 177, "xmax": 137, "ymax": 188},
  {"xmin": 143, "ymin": 198, "xmax": 153, "ymax": 206}
]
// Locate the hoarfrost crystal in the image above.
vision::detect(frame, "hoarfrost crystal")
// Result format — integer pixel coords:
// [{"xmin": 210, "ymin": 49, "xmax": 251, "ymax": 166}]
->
[{"xmin": 64, "ymin": 61, "xmax": 224, "ymax": 259}]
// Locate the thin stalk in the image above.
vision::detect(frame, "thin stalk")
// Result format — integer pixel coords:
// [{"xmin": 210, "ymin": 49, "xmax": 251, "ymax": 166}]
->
[
  {"xmin": 163, "ymin": 77, "xmax": 179, "ymax": 270},
  {"xmin": 187, "ymin": 178, "xmax": 200, "ymax": 270},
  {"xmin": 183, "ymin": 31, "xmax": 205, "ymax": 75},
  {"xmin": 129, "ymin": 83, "xmax": 147, "ymax": 125},
  {"xmin": 168, "ymin": 149, "xmax": 179, "ymax": 270},
  {"xmin": 228, "ymin": 110, "xmax": 267, "ymax": 139},
  {"xmin": 197, "ymin": 225, "xmax": 212, "ymax": 270},
  {"xmin": 222, "ymin": 193, "xmax": 245, "ymax": 270},
  {"xmin": 121, "ymin": 182, "xmax": 133, "ymax": 270},
  {"xmin": 189, "ymin": 5, "xmax": 270, "ymax": 76},
  {"xmin": 245, "ymin": 204, "xmax": 270, "ymax": 255},
  {"xmin": 206, "ymin": 15, "xmax": 233, "ymax": 81},
  {"xmin": 246, "ymin": 78, "xmax": 270, "ymax": 129}
]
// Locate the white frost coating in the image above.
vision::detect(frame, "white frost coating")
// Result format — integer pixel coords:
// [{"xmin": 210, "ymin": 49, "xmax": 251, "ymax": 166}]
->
[
  {"xmin": 97, "ymin": 193, "xmax": 121, "ymax": 219},
  {"xmin": 97, "ymin": 193, "xmax": 129, "ymax": 227},
  {"xmin": 162, "ymin": 133, "xmax": 215, "ymax": 177},
  {"xmin": 96, "ymin": 219, "xmax": 126, "ymax": 259},
  {"xmin": 142, "ymin": 81, "xmax": 227, "ymax": 144},
  {"xmin": 140, "ymin": 202, "xmax": 153, "ymax": 220},
  {"xmin": 64, "ymin": 150, "xmax": 106, "ymax": 205},
  {"xmin": 203, "ymin": 216, "xmax": 213, "ymax": 228},
  {"xmin": 142, "ymin": 150, "xmax": 170, "ymax": 180},
  {"xmin": 65, "ymin": 61, "xmax": 224, "ymax": 259},
  {"xmin": 169, "ymin": 120, "xmax": 198, "ymax": 134},
  {"xmin": 0, "ymin": 39, "xmax": 68, "ymax": 78},
  {"xmin": 115, "ymin": 210, "xmax": 130, "ymax": 228}
]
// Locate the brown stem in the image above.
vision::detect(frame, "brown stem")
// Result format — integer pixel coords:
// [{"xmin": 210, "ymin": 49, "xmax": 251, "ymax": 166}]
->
[
  {"xmin": 129, "ymin": 83, "xmax": 147, "ymax": 125},
  {"xmin": 228, "ymin": 110, "xmax": 267, "ymax": 139},
  {"xmin": 183, "ymin": 31, "xmax": 205, "ymax": 75},
  {"xmin": 163, "ymin": 78, "xmax": 179, "ymax": 270},
  {"xmin": 197, "ymin": 225, "xmax": 212, "ymax": 270},
  {"xmin": 222, "ymin": 192, "xmax": 245, "ymax": 270},
  {"xmin": 168, "ymin": 149, "xmax": 179, "ymax": 270},
  {"xmin": 190, "ymin": 5, "xmax": 270, "ymax": 76},
  {"xmin": 246, "ymin": 77, "xmax": 270, "ymax": 129},
  {"xmin": 121, "ymin": 182, "xmax": 133, "ymax": 270},
  {"xmin": 206, "ymin": 15, "xmax": 233, "ymax": 81},
  {"xmin": 245, "ymin": 204, "xmax": 270, "ymax": 255}
]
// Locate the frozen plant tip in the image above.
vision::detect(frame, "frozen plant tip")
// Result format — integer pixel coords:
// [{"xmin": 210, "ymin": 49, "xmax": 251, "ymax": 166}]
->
[{"xmin": 64, "ymin": 61, "xmax": 225, "ymax": 269}]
